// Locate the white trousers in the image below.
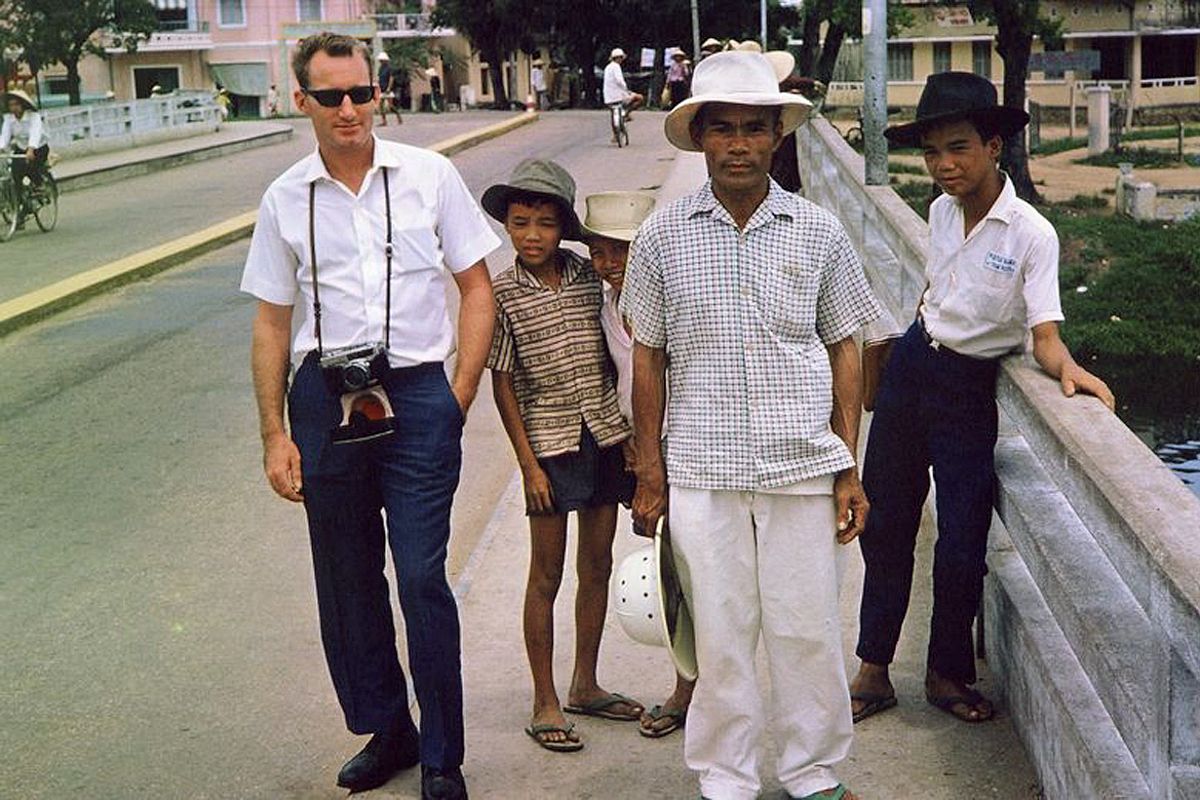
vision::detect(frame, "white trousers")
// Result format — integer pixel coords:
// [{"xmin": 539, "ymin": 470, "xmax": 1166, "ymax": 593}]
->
[{"xmin": 670, "ymin": 485, "xmax": 852, "ymax": 800}]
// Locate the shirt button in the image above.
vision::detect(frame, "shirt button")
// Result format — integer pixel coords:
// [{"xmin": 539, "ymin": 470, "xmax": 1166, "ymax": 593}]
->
[{"xmin": 740, "ymin": 286, "xmax": 750, "ymax": 298}]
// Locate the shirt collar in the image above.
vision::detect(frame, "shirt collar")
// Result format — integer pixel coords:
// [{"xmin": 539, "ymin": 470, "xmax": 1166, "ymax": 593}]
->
[
  {"xmin": 952, "ymin": 170, "xmax": 1018, "ymax": 226},
  {"xmin": 686, "ymin": 178, "xmax": 795, "ymax": 230},
  {"xmin": 513, "ymin": 248, "xmax": 587, "ymax": 289},
  {"xmin": 303, "ymin": 135, "xmax": 401, "ymax": 185}
]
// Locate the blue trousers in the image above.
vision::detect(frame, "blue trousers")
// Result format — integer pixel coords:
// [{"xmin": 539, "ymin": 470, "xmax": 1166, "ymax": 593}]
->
[
  {"xmin": 288, "ymin": 353, "xmax": 465, "ymax": 768},
  {"xmin": 856, "ymin": 322, "xmax": 998, "ymax": 683}
]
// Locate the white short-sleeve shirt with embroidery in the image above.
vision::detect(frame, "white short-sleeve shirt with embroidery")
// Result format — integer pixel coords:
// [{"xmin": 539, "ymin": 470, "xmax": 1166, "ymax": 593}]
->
[
  {"xmin": 240, "ymin": 136, "xmax": 500, "ymax": 368},
  {"xmin": 620, "ymin": 180, "xmax": 881, "ymax": 491},
  {"xmin": 921, "ymin": 175, "xmax": 1064, "ymax": 359}
]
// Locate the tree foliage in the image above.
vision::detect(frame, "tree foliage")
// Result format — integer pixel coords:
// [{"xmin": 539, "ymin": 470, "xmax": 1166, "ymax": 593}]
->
[
  {"xmin": 794, "ymin": 1, "xmax": 913, "ymax": 85},
  {"xmin": 11, "ymin": 0, "xmax": 157, "ymax": 105}
]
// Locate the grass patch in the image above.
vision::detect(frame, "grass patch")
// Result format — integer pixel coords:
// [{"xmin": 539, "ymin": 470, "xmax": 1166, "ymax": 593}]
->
[
  {"xmin": 1048, "ymin": 208, "xmax": 1200, "ymax": 359},
  {"xmin": 891, "ymin": 180, "xmax": 937, "ymax": 220},
  {"xmin": 888, "ymin": 161, "xmax": 926, "ymax": 175},
  {"xmin": 1074, "ymin": 147, "xmax": 1200, "ymax": 168},
  {"xmin": 1033, "ymin": 136, "xmax": 1088, "ymax": 156},
  {"xmin": 1053, "ymin": 193, "xmax": 1109, "ymax": 210},
  {"xmin": 1033, "ymin": 123, "xmax": 1200, "ymax": 156}
]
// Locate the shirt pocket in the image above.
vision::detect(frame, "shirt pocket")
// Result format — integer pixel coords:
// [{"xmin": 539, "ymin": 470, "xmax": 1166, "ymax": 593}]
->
[
  {"xmin": 390, "ymin": 209, "xmax": 442, "ymax": 274},
  {"xmin": 757, "ymin": 260, "xmax": 821, "ymax": 343},
  {"xmin": 968, "ymin": 250, "xmax": 1019, "ymax": 323}
]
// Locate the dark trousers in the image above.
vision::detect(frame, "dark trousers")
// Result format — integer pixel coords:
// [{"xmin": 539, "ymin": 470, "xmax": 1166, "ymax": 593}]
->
[
  {"xmin": 11, "ymin": 143, "xmax": 48, "ymax": 191},
  {"xmin": 856, "ymin": 322, "xmax": 999, "ymax": 683},
  {"xmin": 288, "ymin": 354, "xmax": 466, "ymax": 768}
]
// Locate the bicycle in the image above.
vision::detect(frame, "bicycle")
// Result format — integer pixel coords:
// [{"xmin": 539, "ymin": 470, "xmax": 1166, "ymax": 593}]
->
[
  {"xmin": 0, "ymin": 152, "xmax": 58, "ymax": 242},
  {"xmin": 608, "ymin": 102, "xmax": 630, "ymax": 148}
]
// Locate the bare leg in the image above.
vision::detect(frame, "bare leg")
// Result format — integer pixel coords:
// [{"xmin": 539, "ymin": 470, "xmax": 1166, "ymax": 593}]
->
[
  {"xmin": 641, "ymin": 674, "xmax": 695, "ymax": 735},
  {"xmin": 525, "ymin": 513, "xmax": 576, "ymax": 745},
  {"xmin": 848, "ymin": 660, "xmax": 895, "ymax": 719},
  {"xmin": 566, "ymin": 504, "xmax": 642, "ymax": 717}
]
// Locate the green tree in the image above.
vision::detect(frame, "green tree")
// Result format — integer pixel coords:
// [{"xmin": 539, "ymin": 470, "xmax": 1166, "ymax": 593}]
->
[
  {"xmin": 434, "ymin": 0, "xmax": 533, "ymax": 107},
  {"xmin": 15, "ymin": 0, "xmax": 157, "ymax": 105},
  {"xmin": 965, "ymin": 0, "xmax": 1063, "ymax": 202},
  {"xmin": 794, "ymin": 1, "xmax": 913, "ymax": 85}
]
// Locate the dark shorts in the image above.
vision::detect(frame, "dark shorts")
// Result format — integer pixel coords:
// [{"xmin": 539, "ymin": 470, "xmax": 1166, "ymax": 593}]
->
[{"xmin": 531, "ymin": 424, "xmax": 634, "ymax": 516}]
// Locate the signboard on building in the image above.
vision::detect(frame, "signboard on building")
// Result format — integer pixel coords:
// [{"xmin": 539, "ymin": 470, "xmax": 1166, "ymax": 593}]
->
[
  {"xmin": 933, "ymin": 6, "xmax": 975, "ymax": 27},
  {"xmin": 1028, "ymin": 49, "xmax": 1101, "ymax": 76}
]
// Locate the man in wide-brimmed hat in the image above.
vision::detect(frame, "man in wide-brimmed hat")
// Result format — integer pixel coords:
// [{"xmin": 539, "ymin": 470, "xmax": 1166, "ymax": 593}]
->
[
  {"xmin": 849, "ymin": 71, "xmax": 1115, "ymax": 730},
  {"xmin": 603, "ymin": 47, "xmax": 643, "ymax": 121},
  {"xmin": 1, "ymin": 88, "xmax": 48, "ymax": 225},
  {"xmin": 621, "ymin": 50, "xmax": 880, "ymax": 800},
  {"xmin": 666, "ymin": 48, "xmax": 691, "ymax": 109}
]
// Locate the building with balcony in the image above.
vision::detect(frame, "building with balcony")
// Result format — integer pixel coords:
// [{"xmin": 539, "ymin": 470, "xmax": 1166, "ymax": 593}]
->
[{"xmin": 824, "ymin": 0, "xmax": 1200, "ymax": 121}]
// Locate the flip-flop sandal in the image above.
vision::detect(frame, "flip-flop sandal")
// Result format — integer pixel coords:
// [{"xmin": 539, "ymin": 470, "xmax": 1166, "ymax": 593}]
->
[
  {"xmin": 638, "ymin": 704, "xmax": 687, "ymax": 738},
  {"xmin": 525, "ymin": 721, "xmax": 584, "ymax": 752},
  {"xmin": 850, "ymin": 691, "xmax": 897, "ymax": 724},
  {"xmin": 563, "ymin": 692, "xmax": 643, "ymax": 721},
  {"xmin": 795, "ymin": 784, "xmax": 852, "ymax": 800},
  {"xmin": 925, "ymin": 687, "xmax": 995, "ymax": 723}
]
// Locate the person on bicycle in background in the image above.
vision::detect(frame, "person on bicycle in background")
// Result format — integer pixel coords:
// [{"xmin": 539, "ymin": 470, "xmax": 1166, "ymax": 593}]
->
[
  {"xmin": 603, "ymin": 49, "xmax": 644, "ymax": 122},
  {"xmin": 1, "ymin": 89, "xmax": 49, "ymax": 223}
]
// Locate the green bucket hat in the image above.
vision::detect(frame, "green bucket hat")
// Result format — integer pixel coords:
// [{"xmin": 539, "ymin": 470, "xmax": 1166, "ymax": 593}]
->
[{"xmin": 481, "ymin": 158, "xmax": 583, "ymax": 241}]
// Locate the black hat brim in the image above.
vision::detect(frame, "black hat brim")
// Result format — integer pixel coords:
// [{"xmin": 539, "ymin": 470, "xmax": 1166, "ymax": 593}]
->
[
  {"xmin": 884, "ymin": 106, "xmax": 1030, "ymax": 149},
  {"xmin": 481, "ymin": 184, "xmax": 583, "ymax": 241}
]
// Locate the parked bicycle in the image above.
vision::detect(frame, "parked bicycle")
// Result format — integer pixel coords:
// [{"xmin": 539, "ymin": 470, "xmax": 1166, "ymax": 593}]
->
[
  {"xmin": 608, "ymin": 102, "xmax": 630, "ymax": 148},
  {"xmin": 0, "ymin": 151, "xmax": 58, "ymax": 242}
]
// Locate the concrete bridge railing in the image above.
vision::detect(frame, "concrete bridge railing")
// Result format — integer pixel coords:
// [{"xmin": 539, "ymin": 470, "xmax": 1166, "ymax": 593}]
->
[
  {"xmin": 42, "ymin": 92, "xmax": 222, "ymax": 159},
  {"xmin": 796, "ymin": 117, "xmax": 1200, "ymax": 800}
]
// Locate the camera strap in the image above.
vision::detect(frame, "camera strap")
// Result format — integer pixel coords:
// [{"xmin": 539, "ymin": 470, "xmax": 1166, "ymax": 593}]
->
[{"xmin": 308, "ymin": 166, "xmax": 395, "ymax": 356}]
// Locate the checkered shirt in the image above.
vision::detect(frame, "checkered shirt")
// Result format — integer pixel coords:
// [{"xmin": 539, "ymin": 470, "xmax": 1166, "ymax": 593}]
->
[
  {"xmin": 488, "ymin": 249, "xmax": 631, "ymax": 458},
  {"xmin": 620, "ymin": 179, "xmax": 882, "ymax": 490}
]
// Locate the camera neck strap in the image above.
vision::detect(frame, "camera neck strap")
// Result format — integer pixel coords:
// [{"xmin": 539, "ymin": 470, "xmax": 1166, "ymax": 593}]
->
[{"xmin": 308, "ymin": 166, "xmax": 395, "ymax": 357}]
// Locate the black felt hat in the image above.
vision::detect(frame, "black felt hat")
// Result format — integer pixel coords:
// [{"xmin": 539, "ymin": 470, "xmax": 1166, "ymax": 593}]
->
[{"xmin": 884, "ymin": 71, "xmax": 1029, "ymax": 148}]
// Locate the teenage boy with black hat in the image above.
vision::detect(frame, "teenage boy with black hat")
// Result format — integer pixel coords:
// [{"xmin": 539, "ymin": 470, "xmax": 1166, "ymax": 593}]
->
[
  {"xmin": 483, "ymin": 159, "xmax": 644, "ymax": 753},
  {"xmin": 849, "ymin": 71, "xmax": 1115, "ymax": 726}
]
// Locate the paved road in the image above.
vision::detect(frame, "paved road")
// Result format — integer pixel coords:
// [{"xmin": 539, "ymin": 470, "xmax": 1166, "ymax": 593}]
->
[
  {"xmin": 0, "ymin": 110, "xmax": 679, "ymax": 799},
  {"xmin": 0, "ymin": 111, "xmax": 530, "ymax": 305}
]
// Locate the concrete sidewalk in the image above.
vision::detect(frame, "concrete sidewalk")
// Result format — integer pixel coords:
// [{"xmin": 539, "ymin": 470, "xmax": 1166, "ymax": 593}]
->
[{"xmin": 368, "ymin": 153, "xmax": 1039, "ymax": 799}]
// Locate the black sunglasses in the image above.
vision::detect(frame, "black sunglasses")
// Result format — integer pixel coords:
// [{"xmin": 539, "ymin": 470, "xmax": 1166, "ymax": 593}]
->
[{"xmin": 302, "ymin": 85, "xmax": 375, "ymax": 107}]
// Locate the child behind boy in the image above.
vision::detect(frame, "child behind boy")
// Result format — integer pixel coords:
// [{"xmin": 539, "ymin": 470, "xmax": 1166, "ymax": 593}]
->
[
  {"xmin": 849, "ymin": 72, "xmax": 1115, "ymax": 726},
  {"xmin": 483, "ymin": 160, "xmax": 644, "ymax": 752},
  {"xmin": 581, "ymin": 191, "xmax": 695, "ymax": 740}
]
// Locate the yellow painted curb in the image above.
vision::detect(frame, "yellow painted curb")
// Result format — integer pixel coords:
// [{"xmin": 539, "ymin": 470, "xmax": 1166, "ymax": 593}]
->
[{"xmin": 0, "ymin": 111, "xmax": 539, "ymax": 337}]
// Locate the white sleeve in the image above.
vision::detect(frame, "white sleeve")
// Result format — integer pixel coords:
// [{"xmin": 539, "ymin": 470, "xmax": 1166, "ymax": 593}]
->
[
  {"xmin": 27, "ymin": 113, "xmax": 45, "ymax": 149},
  {"xmin": 1023, "ymin": 227, "xmax": 1065, "ymax": 328},
  {"xmin": 240, "ymin": 191, "xmax": 300, "ymax": 305},
  {"xmin": 435, "ymin": 156, "xmax": 501, "ymax": 272},
  {"xmin": 0, "ymin": 116, "xmax": 11, "ymax": 149}
]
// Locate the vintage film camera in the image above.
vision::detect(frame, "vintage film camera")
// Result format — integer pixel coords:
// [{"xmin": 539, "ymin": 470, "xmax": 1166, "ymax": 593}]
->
[{"xmin": 319, "ymin": 343, "xmax": 395, "ymax": 444}]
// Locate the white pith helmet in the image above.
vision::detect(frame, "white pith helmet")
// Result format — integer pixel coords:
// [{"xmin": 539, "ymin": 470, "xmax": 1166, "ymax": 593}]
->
[{"xmin": 613, "ymin": 545, "xmax": 662, "ymax": 647}]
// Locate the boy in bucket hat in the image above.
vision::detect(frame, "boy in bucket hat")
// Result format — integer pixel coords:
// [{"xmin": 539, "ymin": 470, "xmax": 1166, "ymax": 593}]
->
[
  {"xmin": 483, "ymin": 159, "xmax": 644, "ymax": 753},
  {"xmin": 849, "ymin": 71, "xmax": 1115, "ymax": 727},
  {"xmin": 581, "ymin": 191, "xmax": 697, "ymax": 739},
  {"xmin": 621, "ymin": 50, "xmax": 880, "ymax": 800}
]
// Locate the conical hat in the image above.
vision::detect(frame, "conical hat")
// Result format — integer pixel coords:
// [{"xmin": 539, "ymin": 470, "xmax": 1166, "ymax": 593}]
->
[{"xmin": 3, "ymin": 89, "xmax": 37, "ymax": 111}]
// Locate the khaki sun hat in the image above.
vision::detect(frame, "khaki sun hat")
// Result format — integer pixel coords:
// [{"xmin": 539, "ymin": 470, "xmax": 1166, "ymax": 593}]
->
[
  {"xmin": 734, "ymin": 40, "xmax": 763, "ymax": 53},
  {"xmin": 611, "ymin": 47, "xmax": 626, "ymax": 60},
  {"xmin": 580, "ymin": 192, "xmax": 656, "ymax": 242},
  {"xmin": 3, "ymin": 88, "xmax": 37, "ymax": 112},
  {"xmin": 376, "ymin": 51, "xmax": 389, "ymax": 61},
  {"xmin": 481, "ymin": 158, "xmax": 583, "ymax": 240},
  {"xmin": 701, "ymin": 37, "xmax": 722, "ymax": 51},
  {"xmin": 663, "ymin": 50, "xmax": 813, "ymax": 152},
  {"xmin": 765, "ymin": 50, "xmax": 796, "ymax": 82}
]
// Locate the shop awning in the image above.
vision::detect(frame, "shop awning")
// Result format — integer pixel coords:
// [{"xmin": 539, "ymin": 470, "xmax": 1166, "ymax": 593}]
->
[{"xmin": 208, "ymin": 62, "xmax": 269, "ymax": 97}]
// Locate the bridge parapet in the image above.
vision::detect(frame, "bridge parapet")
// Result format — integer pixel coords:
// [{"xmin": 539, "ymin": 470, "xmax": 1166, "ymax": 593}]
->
[{"xmin": 795, "ymin": 117, "xmax": 1200, "ymax": 800}]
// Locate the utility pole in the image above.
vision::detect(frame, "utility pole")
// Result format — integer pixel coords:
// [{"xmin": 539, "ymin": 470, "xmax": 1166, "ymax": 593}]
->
[
  {"xmin": 863, "ymin": 0, "xmax": 888, "ymax": 185},
  {"xmin": 692, "ymin": 0, "xmax": 701, "ymax": 62},
  {"xmin": 761, "ymin": 0, "xmax": 768, "ymax": 49}
]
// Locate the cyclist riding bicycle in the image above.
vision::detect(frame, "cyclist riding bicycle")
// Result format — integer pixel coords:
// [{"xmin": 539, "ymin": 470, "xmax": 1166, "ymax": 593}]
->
[
  {"xmin": 603, "ymin": 48, "xmax": 644, "ymax": 123},
  {"xmin": 1, "ymin": 89, "xmax": 50, "ymax": 227}
]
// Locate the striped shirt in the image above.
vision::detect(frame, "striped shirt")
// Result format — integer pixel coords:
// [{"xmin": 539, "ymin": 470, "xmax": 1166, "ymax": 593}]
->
[
  {"xmin": 488, "ymin": 249, "xmax": 631, "ymax": 458},
  {"xmin": 620, "ymin": 179, "xmax": 882, "ymax": 491}
]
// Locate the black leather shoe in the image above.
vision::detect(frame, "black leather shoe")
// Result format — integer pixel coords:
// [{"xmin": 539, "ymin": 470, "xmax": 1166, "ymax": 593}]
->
[
  {"xmin": 421, "ymin": 765, "xmax": 468, "ymax": 800},
  {"xmin": 336, "ymin": 723, "xmax": 420, "ymax": 793}
]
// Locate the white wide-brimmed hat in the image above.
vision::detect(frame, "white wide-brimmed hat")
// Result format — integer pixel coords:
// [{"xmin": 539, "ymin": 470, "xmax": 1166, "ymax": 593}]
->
[
  {"xmin": 581, "ymin": 191, "xmax": 656, "ymax": 242},
  {"xmin": 3, "ymin": 88, "xmax": 37, "ymax": 111},
  {"xmin": 700, "ymin": 37, "xmax": 722, "ymax": 51},
  {"xmin": 610, "ymin": 47, "xmax": 626, "ymax": 60},
  {"xmin": 664, "ymin": 51, "xmax": 813, "ymax": 152},
  {"xmin": 376, "ymin": 51, "xmax": 389, "ymax": 61}
]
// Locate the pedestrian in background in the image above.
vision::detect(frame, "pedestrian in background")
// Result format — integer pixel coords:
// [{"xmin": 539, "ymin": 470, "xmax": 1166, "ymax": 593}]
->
[
  {"xmin": 1, "ymin": 88, "xmax": 48, "ymax": 229},
  {"xmin": 483, "ymin": 159, "xmax": 645, "ymax": 754},
  {"xmin": 621, "ymin": 51, "xmax": 879, "ymax": 800},
  {"xmin": 531, "ymin": 58, "xmax": 548, "ymax": 110},
  {"xmin": 666, "ymin": 50, "xmax": 691, "ymax": 109},
  {"xmin": 241, "ymin": 31, "xmax": 497, "ymax": 800},
  {"xmin": 376, "ymin": 51, "xmax": 402, "ymax": 126},
  {"xmin": 603, "ymin": 48, "xmax": 644, "ymax": 121},
  {"xmin": 266, "ymin": 83, "xmax": 280, "ymax": 117}
]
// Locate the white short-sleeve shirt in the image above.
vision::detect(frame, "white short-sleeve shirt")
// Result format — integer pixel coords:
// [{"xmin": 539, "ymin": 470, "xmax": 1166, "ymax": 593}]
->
[
  {"xmin": 921, "ymin": 174, "xmax": 1064, "ymax": 359},
  {"xmin": 240, "ymin": 137, "xmax": 500, "ymax": 368},
  {"xmin": 603, "ymin": 61, "xmax": 630, "ymax": 105},
  {"xmin": 599, "ymin": 283, "xmax": 634, "ymax": 424}
]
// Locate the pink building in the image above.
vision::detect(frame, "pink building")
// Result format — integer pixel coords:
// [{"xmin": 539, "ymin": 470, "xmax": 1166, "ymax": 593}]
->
[{"xmin": 72, "ymin": 0, "xmax": 373, "ymax": 115}]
